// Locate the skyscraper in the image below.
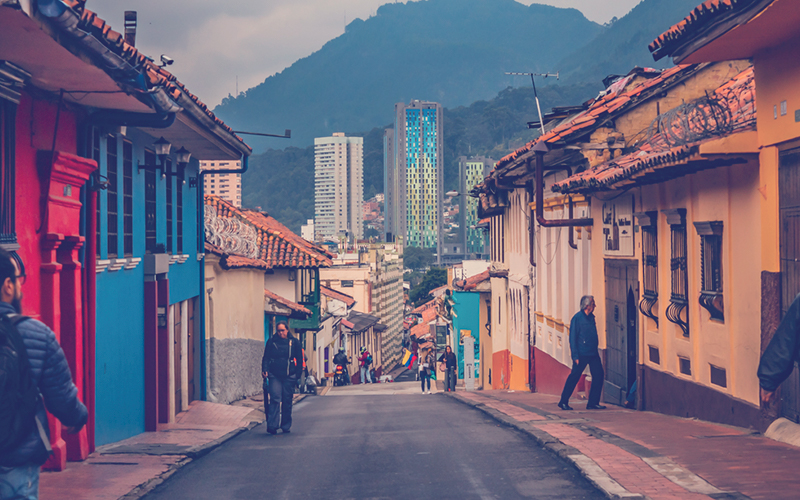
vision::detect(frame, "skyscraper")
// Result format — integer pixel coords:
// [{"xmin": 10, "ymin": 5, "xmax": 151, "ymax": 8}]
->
[
  {"xmin": 200, "ymin": 160, "xmax": 242, "ymax": 207},
  {"xmin": 386, "ymin": 100, "xmax": 442, "ymax": 251},
  {"xmin": 314, "ymin": 133, "xmax": 363, "ymax": 243},
  {"xmin": 383, "ymin": 128, "xmax": 397, "ymax": 242},
  {"xmin": 458, "ymin": 156, "xmax": 494, "ymax": 257}
]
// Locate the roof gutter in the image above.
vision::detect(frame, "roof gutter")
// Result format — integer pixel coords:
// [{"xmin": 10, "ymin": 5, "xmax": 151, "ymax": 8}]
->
[{"xmin": 38, "ymin": 0, "xmax": 182, "ymax": 115}]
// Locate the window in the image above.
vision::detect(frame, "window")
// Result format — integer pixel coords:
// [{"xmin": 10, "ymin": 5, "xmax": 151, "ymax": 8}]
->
[
  {"xmin": 663, "ymin": 209, "xmax": 689, "ymax": 337},
  {"xmin": 694, "ymin": 221, "xmax": 724, "ymax": 321},
  {"xmin": 710, "ymin": 364, "xmax": 727, "ymax": 388},
  {"xmin": 144, "ymin": 150, "xmax": 157, "ymax": 253},
  {"xmin": 106, "ymin": 135, "xmax": 119, "ymax": 258},
  {"xmin": 166, "ymin": 159, "xmax": 173, "ymax": 254},
  {"xmin": 90, "ymin": 128, "xmax": 101, "ymax": 257},
  {"xmin": 635, "ymin": 212, "xmax": 659, "ymax": 325},
  {"xmin": 679, "ymin": 356, "xmax": 692, "ymax": 376},
  {"xmin": 177, "ymin": 175, "xmax": 183, "ymax": 254},
  {"xmin": 123, "ymin": 140, "xmax": 133, "ymax": 256},
  {"xmin": 648, "ymin": 345, "xmax": 660, "ymax": 365}
]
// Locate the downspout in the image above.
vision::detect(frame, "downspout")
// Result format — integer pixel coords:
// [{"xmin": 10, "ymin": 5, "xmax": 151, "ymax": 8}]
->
[
  {"xmin": 197, "ymin": 154, "xmax": 249, "ymax": 400},
  {"xmin": 533, "ymin": 142, "xmax": 592, "ymax": 228}
]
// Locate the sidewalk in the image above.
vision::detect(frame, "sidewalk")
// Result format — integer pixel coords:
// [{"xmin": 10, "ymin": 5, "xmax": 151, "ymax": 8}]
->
[
  {"xmin": 447, "ymin": 390, "xmax": 800, "ymax": 500},
  {"xmin": 38, "ymin": 393, "xmax": 305, "ymax": 500}
]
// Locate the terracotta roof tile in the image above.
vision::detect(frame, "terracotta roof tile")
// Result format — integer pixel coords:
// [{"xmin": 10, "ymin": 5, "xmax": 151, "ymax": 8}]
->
[
  {"xmin": 264, "ymin": 289, "xmax": 311, "ymax": 316},
  {"xmin": 492, "ymin": 65, "xmax": 695, "ymax": 175},
  {"xmin": 649, "ymin": 0, "xmax": 767, "ymax": 61},
  {"xmin": 205, "ymin": 195, "xmax": 332, "ymax": 269},
  {"xmin": 65, "ymin": 6, "xmax": 250, "ymax": 153},
  {"xmin": 454, "ymin": 270, "xmax": 491, "ymax": 291},
  {"xmin": 221, "ymin": 255, "xmax": 270, "ymax": 270},
  {"xmin": 552, "ymin": 67, "xmax": 755, "ymax": 193}
]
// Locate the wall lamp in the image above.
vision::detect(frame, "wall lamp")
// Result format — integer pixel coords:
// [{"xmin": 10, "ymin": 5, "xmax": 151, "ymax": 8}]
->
[
  {"xmin": 163, "ymin": 146, "xmax": 192, "ymax": 184},
  {"xmin": 138, "ymin": 137, "xmax": 172, "ymax": 175}
]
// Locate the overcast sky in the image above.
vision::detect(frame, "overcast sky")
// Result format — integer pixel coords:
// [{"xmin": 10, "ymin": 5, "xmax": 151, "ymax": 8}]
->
[{"xmin": 88, "ymin": 0, "xmax": 641, "ymax": 107}]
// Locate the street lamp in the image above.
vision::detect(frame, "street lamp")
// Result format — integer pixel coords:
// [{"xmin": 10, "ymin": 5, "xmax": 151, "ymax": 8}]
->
[{"xmin": 138, "ymin": 136, "xmax": 172, "ymax": 176}]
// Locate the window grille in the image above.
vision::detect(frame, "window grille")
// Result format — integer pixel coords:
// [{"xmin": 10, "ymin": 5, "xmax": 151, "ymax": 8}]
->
[
  {"xmin": 123, "ymin": 140, "xmax": 133, "ymax": 256},
  {"xmin": 634, "ymin": 212, "xmax": 659, "ymax": 325},
  {"xmin": 166, "ymin": 158, "xmax": 173, "ymax": 254},
  {"xmin": 177, "ymin": 175, "xmax": 183, "ymax": 254},
  {"xmin": 694, "ymin": 221, "xmax": 724, "ymax": 321},
  {"xmin": 663, "ymin": 209, "xmax": 689, "ymax": 337},
  {"xmin": 91, "ymin": 129, "xmax": 101, "ymax": 257},
  {"xmin": 106, "ymin": 135, "xmax": 118, "ymax": 258},
  {"xmin": 144, "ymin": 150, "xmax": 157, "ymax": 253}
]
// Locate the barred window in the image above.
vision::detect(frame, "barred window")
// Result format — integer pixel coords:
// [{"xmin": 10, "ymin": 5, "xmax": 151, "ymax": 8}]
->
[
  {"xmin": 106, "ymin": 135, "xmax": 118, "ymax": 258},
  {"xmin": 694, "ymin": 221, "xmax": 724, "ymax": 321},
  {"xmin": 123, "ymin": 140, "xmax": 133, "ymax": 256},
  {"xmin": 91, "ymin": 128, "xmax": 101, "ymax": 257},
  {"xmin": 166, "ymin": 158, "xmax": 173, "ymax": 254},
  {"xmin": 177, "ymin": 168, "xmax": 183, "ymax": 254},
  {"xmin": 663, "ymin": 209, "xmax": 689, "ymax": 337},
  {"xmin": 635, "ymin": 212, "xmax": 658, "ymax": 326},
  {"xmin": 144, "ymin": 150, "xmax": 157, "ymax": 253}
]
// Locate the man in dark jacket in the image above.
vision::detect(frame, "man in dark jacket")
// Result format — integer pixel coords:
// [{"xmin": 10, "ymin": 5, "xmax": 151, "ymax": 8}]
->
[
  {"xmin": 261, "ymin": 321, "xmax": 303, "ymax": 434},
  {"xmin": 0, "ymin": 250, "xmax": 88, "ymax": 499},
  {"xmin": 558, "ymin": 295, "xmax": 606, "ymax": 410},
  {"xmin": 758, "ymin": 293, "xmax": 800, "ymax": 407}
]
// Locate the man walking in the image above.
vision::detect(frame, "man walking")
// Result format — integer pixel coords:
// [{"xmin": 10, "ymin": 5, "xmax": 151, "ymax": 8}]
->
[
  {"xmin": 558, "ymin": 295, "xmax": 606, "ymax": 410},
  {"xmin": 758, "ymin": 293, "xmax": 800, "ymax": 407},
  {"xmin": 0, "ymin": 250, "xmax": 88, "ymax": 499},
  {"xmin": 262, "ymin": 322, "xmax": 303, "ymax": 435}
]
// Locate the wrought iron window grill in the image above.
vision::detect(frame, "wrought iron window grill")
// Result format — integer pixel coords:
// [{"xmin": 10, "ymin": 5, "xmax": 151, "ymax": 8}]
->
[
  {"xmin": 123, "ymin": 140, "xmax": 133, "ymax": 256},
  {"xmin": 663, "ymin": 209, "xmax": 689, "ymax": 337},
  {"xmin": 144, "ymin": 150, "xmax": 157, "ymax": 253},
  {"xmin": 166, "ymin": 158, "xmax": 173, "ymax": 254},
  {"xmin": 634, "ymin": 212, "xmax": 659, "ymax": 326},
  {"xmin": 694, "ymin": 221, "xmax": 724, "ymax": 321},
  {"xmin": 106, "ymin": 135, "xmax": 119, "ymax": 258}
]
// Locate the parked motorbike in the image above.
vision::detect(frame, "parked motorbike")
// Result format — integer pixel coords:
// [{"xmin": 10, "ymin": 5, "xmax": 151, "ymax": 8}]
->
[{"xmin": 333, "ymin": 364, "xmax": 350, "ymax": 387}]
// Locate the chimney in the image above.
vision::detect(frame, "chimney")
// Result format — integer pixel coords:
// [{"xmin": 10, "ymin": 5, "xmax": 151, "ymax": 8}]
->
[{"xmin": 124, "ymin": 11, "xmax": 137, "ymax": 47}]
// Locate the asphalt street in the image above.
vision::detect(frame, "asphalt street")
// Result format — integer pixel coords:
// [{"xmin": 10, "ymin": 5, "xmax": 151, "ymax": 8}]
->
[{"xmin": 144, "ymin": 382, "xmax": 605, "ymax": 499}]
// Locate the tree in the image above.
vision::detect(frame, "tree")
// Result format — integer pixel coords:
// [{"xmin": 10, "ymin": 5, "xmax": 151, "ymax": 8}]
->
[
  {"xmin": 409, "ymin": 267, "xmax": 447, "ymax": 306},
  {"xmin": 403, "ymin": 246, "xmax": 435, "ymax": 270}
]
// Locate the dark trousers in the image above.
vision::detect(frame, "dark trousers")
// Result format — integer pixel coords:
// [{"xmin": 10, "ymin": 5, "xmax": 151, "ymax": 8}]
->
[
  {"xmin": 559, "ymin": 355, "xmax": 604, "ymax": 406},
  {"xmin": 445, "ymin": 367, "xmax": 457, "ymax": 392},
  {"xmin": 420, "ymin": 370, "xmax": 431, "ymax": 392},
  {"xmin": 268, "ymin": 376, "xmax": 296, "ymax": 431}
]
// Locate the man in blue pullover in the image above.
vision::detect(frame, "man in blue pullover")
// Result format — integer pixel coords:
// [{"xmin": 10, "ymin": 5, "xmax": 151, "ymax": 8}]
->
[{"xmin": 558, "ymin": 295, "xmax": 606, "ymax": 410}]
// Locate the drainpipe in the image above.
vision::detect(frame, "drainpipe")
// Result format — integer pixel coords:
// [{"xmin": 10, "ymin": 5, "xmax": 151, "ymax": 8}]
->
[
  {"xmin": 532, "ymin": 141, "xmax": 593, "ymax": 228},
  {"xmin": 196, "ymin": 154, "xmax": 249, "ymax": 400}
]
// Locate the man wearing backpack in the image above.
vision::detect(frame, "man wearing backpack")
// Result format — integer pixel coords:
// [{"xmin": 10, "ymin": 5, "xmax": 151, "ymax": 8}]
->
[
  {"xmin": 358, "ymin": 346, "xmax": 373, "ymax": 384},
  {"xmin": 0, "ymin": 249, "xmax": 87, "ymax": 499}
]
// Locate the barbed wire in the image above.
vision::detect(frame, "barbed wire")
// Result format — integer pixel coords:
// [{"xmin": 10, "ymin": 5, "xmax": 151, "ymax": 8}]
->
[{"xmin": 204, "ymin": 205, "xmax": 259, "ymax": 259}]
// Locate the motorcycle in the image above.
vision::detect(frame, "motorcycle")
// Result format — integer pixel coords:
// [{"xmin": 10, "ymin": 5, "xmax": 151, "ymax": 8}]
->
[{"xmin": 333, "ymin": 364, "xmax": 350, "ymax": 386}]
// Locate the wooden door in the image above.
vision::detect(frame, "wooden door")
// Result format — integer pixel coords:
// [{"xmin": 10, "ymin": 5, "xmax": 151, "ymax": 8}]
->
[
  {"xmin": 604, "ymin": 260, "xmax": 638, "ymax": 406},
  {"xmin": 187, "ymin": 299, "xmax": 195, "ymax": 403},
  {"xmin": 173, "ymin": 301, "xmax": 182, "ymax": 415},
  {"xmin": 779, "ymin": 149, "xmax": 800, "ymax": 422}
]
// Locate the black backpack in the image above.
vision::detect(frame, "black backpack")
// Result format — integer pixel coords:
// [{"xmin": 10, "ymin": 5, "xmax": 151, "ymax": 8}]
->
[{"xmin": 0, "ymin": 314, "xmax": 39, "ymax": 454}]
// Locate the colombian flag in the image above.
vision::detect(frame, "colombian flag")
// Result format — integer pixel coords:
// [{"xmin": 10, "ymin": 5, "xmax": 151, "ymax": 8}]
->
[{"xmin": 401, "ymin": 349, "xmax": 412, "ymax": 366}]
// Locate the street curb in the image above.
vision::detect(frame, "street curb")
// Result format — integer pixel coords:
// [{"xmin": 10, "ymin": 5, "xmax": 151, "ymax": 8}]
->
[
  {"xmin": 118, "ymin": 421, "xmax": 258, "ymax": 500},
  {"xmin": 444, "ymin": 392, "xmax": 644, "ymax": 500}
]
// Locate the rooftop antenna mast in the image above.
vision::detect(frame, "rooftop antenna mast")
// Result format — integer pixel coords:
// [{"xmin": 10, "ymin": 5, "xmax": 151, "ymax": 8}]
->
[{"xmin": 505, "ymin": 71, "xmax": 559, "ymax": 136}]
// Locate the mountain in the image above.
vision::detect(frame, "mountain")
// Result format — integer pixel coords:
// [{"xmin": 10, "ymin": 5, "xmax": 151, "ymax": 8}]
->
[
  {"xmin": 239, "ymin": 0, "xmax": 709, "ymax": 236},
  {"xmin": 555, "ymin": 0, "xmax": 703, "ymax": 85},
  {"xmin": 214, "ymin": 0, "xmax": 603, "ymax": 150}
]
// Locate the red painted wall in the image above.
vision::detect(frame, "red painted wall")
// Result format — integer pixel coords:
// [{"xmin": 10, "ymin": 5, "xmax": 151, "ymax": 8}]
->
[{"xmin": 533, "ymin": 346, "xmax": 587, "ymax": 398}]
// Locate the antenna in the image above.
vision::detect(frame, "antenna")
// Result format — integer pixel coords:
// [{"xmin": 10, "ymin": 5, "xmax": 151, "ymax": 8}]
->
[{"xmin": 505, "ymin": 71, "xmax": 559, "ymax": 136}]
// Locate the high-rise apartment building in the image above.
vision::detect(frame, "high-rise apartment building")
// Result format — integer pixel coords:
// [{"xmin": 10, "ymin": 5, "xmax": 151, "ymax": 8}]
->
[
  {"xmin": 459, "ymin": 156, "xmax": 494, "ymax": 257},
  {"xmin": 383, "ymin": 128, "xmax": 397, "ymax": 242},
  {"xmin": 200, "ymin": 160, "xmax": 242, "ymax": 207},
  {"xmin": 314, "ymin": 133, "xmax": 363, "ymax": 243},
  {"xmin": 385, "ymin": 101, "xmax": 442, "ymax": 251}
]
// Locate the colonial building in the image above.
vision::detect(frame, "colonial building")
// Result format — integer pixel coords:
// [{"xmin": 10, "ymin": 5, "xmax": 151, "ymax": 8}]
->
[
  {"xmin": 649, "ymin": 0, "xmax": 800, "ymax": 426},
  {"xmin": 0, "ymin": 0, "xmax": 251, "ymax": 466}
]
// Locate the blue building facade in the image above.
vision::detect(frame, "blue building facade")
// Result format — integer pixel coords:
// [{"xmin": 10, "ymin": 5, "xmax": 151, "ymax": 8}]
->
[
  {"xmin": 452, "ymin": 291, "xmax": 480, "ymax": 380},
  {"xmin": 93, "ymin": 129, "xmax": 202, "ymax": 445}
]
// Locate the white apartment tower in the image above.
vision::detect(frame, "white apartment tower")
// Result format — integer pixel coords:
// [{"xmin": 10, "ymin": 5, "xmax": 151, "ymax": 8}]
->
[
  {"xmin": 200, "ymin": 160, "xmax": 242, "ymax": 207},
  {"xmin": 314, "ymin": 133, "xmax": 364, "ymax": 242}
]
